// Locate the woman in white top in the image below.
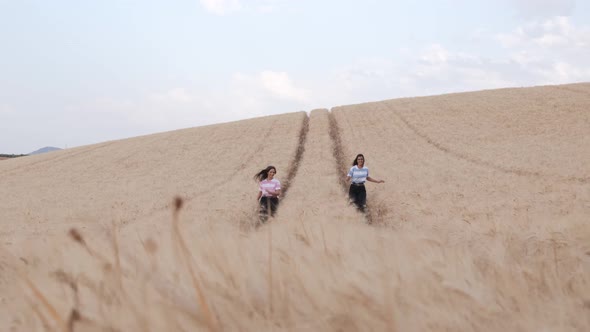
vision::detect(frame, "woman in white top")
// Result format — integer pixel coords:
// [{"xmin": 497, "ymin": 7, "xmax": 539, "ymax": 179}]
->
[
  {"xmin": 346, "ymin": 154, "xmax": 384, "ymax": 213},
  {"xmin": 254, "ymin": 165, "xmax": 281, "ymax": 222}
]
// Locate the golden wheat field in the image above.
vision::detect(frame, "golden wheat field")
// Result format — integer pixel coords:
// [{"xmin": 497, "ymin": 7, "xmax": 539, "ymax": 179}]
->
[{"xmin": 0, "ymin": 83, "xmax": 589, "ymax": 331}]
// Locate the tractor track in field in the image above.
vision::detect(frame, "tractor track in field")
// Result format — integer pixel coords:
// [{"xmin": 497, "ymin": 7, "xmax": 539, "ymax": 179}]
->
[
  {"xmin": 252, "ymin": 113, "xmax": 309, "ymax": 225},
  {"xmin": 328, "ymin": 110, "xmax": 376, "ymax": 224},
  {"xmin": 121, "ymin": 113, "xmax": 312, "ymax": 226},
  {"xmin": 383, "ymin": 103, "xmax": 590, "ymax": 185},
  {"xmin": 280, "ymin": 114, "xmax": 310, "ymax": 198},
  {"xmin": 328, "ymin": 110, "xmax": 349, "ymax": 193},
  {"xmin": 257, "ymin": 110, "xmax": 369, "ymax": 225}
]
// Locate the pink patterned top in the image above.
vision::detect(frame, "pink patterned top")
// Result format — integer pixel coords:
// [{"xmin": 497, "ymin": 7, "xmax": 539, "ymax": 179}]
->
[{"xmin": 259, "ymin": 179, "xmax": 281, "ymax": 197}]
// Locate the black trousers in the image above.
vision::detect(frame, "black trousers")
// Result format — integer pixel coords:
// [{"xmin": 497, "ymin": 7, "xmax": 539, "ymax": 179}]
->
[
  {"xmin": 259, "ymin": 196, "xmax": 279, "ymax": 221},
  {"xmin": 348, "ymin": 184, "xmax": 366, "ymax": 212}
]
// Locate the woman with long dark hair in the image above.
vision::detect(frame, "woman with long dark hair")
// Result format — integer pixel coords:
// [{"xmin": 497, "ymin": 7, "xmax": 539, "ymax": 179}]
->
[
  {"xmin": 346, "ymin": 154, "xmax": 384, "ymax": 213},
  {"xmin": 254, "ymin": 165, "xmax": 281, "ymax": 222}
]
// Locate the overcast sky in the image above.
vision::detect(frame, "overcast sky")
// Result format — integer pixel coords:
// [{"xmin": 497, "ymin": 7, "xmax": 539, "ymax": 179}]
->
[{"xmin": 1, "ymin": 0, "xmax": 589, "ymax": 154}]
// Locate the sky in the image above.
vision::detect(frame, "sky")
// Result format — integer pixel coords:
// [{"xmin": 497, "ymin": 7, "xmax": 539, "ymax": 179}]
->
[{"xmin": 1, "ymin": 0, "xmax": 589, "ymax": 154}]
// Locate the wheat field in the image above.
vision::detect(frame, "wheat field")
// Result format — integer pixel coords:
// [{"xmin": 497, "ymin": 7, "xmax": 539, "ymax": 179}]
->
[{"xmin": 0, "ymin": 83, "xmax": 589, "ymax": 331}]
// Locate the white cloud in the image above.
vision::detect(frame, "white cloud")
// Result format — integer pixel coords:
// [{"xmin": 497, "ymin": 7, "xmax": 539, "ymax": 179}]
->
[
  {"xmin": 420, "ymin": 44, "xmax": 450, "ymax": 65},
  {"xmin": 413, "ymin": 47, "xmax": 515, "ymax": 93},
  {"xmin": 491, "ymin": 16, "xmax": 590, "ymax": 85},
  {"xmin": 496, "ymin": 27, "xmax": 526, "ymax": 48},
  {"xmin": 199, "ymin": 0, "xmax": 241, "ymax": 15},
  {"xmin": 18, "ymin": 13, "xmax": 588, "ymax": 153},
  {"xmin": 199, "ymin": 0, "xmax": 288, "ymax": 15},
  {"xmin": 510, "ymin": 0, "xmax": 575, "ymax": 18},
  {"xmin": 259, "ymin": 71, "xmax": 310, "ymax": 102},
  {"xmin": 496, "ymin": 16, "xmax": 590, "ymax": 48},
  {"xmin": 256, "ymin": 0, "xmax": 285, "ymax": 13},
  {"xmin": 323, "ymin": 43, "xmax": 561, "ymax": 104},
  {"xmin": 150, "ymin": 88, "xmax": 193, "ymax": 103},
  {"xmin": 72, "ymin": 71, "xmax": 311, "ymax": 136},
  {"xmin": 532, "ymin": 61, "xmax": 590, "ymax": 84},
  {"xmin": 509, "ymin": 50, "xmax": 543, "ymax": 66},
  {"xmin": 230, "ymin": 71, "xmax": 310, "ymax": 105},
  {"xmin": 76, "ymin": 27, "xmax": 588, "ymax": 138}
]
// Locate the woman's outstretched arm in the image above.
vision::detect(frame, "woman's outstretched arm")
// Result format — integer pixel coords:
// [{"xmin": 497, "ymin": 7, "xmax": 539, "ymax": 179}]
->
[{"xmin": 367, "ymin": 176, "xmax": 385, "ymax": 183}]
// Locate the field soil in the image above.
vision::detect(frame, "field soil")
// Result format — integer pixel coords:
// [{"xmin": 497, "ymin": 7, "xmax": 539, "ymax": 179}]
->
[{"xmin": 0, "ymin": 83, "xmax": 589, "ymax": 331}]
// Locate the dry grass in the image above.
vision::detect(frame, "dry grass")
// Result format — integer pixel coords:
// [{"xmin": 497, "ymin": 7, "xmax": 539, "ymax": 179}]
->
[
  {"xmin": 10, "ymin": 208, "xmax": 590, "ymax": 331},
  {"xmin": 1, "ymin": 83, "xmax": 589, "ymax": 331}
]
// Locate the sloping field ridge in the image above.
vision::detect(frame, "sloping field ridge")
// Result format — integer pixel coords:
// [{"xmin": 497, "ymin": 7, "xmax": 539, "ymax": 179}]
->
[{"xmin": 1, "ymin": 83, "xmax": 589, "ymax": 331}]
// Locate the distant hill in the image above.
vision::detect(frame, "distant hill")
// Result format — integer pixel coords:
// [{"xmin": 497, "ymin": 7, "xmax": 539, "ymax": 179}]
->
[{"xmin": 28, "ymin": 146, "xmax": 62, "ymax": 155}]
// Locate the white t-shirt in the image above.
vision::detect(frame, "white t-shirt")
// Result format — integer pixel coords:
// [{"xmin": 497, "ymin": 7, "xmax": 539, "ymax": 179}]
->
[{"xmin": 348, "ymin": 166, "xmax": 369, "ymax": 184}]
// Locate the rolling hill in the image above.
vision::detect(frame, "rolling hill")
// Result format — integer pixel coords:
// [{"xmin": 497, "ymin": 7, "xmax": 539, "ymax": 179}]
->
[{"xmin": 0, "ymin": 83, "xmax": 588, "ymax": 331}]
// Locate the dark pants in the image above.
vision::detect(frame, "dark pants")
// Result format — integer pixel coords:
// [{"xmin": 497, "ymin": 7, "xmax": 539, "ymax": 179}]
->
[
  {"xmin": 259, "ymin": 196, "xmax": 279, "ymax": 222},
  {"xmin": 348, "ymin": 184, "xmax": 366, "ymax": 212}
]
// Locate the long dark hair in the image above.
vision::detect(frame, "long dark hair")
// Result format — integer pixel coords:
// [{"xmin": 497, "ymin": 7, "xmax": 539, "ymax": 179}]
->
[
  {"xmin": 352, "ymin": 154, "xmax": 365, "ymax": 166},
  {"xmin": 254, "ymin": 165, "xmax": 277, "ymax": 181}
]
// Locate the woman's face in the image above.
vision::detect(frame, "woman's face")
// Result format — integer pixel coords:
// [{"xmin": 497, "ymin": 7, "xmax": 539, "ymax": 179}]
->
[
  {"xmin": 357, "ymin": 156, "xmax": 364, "ymax": 166},
  {"xmin": 268, "ymin": 168, "xmax": 276, "ymax": 179}
]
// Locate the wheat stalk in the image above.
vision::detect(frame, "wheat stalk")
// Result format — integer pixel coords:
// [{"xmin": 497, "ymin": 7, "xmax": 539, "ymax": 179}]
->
[
  {"xmin": 171, "ymin": 196, "xmax": 219, "ymax": 331},
  {"xmin": 268, "ymin": 217, "xmax": 273, "ymax": 318},
  {"xmin": 22, "ymin": 275, "xmax": 68, "ymax": 332}
]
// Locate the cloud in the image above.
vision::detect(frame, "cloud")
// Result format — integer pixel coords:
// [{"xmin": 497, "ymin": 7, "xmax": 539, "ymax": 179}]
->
[
  {"xmin": 258, "ymin": 71, "xmax": 310, "ymax": 102},
  {"xmin": 149, "ymin": 88, "xmax": 193, "ymax": 103},
  {"xmin": 420, "ymin": 44, "xmax": 450, "ymax": 65},
  {"xmin": 255, "ymin": 0, "xmax": 288, "ymax": 13},
  {"xmin": 510, "ymin": 0, "xmax": 576, "ymax": 18},
  {"xmin": 404, "ymin": 46, "xmax": 514, "ymax": 94},
  {"xmin": 199, "ymin": 0, "xmax": 288, "ymax": 15},
  {"xmin": 199, "ymin": 0, "xmax": 241, "ymax": 15},
  {"xmin": 491, "ymin": 16, "xmax": 590, "ymax": 84},
  {"xmin": 509, "ymin": 50, "xmax": 543, "ymax": 66},
  {"xmin": 530, "ymin": 61, "xmax": 590, "ymax": 84},
  {"xmin": 321, "ymin": 31, "xmax": 585, "ymax": 105},
  {"xmin": 496, "ymin": 16, "xmax": 590, "ymax": 48},
  {"xmin": 392, "ymin": 17, "xmax": 590, "ymax": 92},
  {"xmin": 73, "ymin": 71, "xmax": 311, "ymax": 137},
  {"xmin": 56, "ymin": 22, "xmax": 590, "ymax": 143},
  {"xmin": 230, "ymin": 71, "xmax": 310, "ymax": 105}
]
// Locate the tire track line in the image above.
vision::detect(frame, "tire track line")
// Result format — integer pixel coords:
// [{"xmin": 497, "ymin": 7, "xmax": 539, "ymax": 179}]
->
[
  {"xmin": 281, "ymin": 113, "xmax": 310, "ymax": 198},
  {"xmin": 134, "ymin": 118, "xmax": 286, "ymax": 219},
  {"xmin": 328, "ymin": 110, "xmax": 349, "ymax": 193},
  {"xmin": 383, "ymin": 102, "xmax": 589, "ymax": 184},
  {"xmin": 248, "ymin": 112, "xmax": 308, "ymax": 225},
  {"xmin": 328, "ymin": 109, "xmax": 375, "ymax": 224},
  {"xmin": 124, "ymin": 113, "xmax": 309, "ymax": 223}
]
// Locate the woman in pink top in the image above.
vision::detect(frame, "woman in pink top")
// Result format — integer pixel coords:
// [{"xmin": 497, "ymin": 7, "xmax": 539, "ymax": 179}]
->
[{"xmin": 254, "ymin": 165, "xmax": 281, "ymax": 222}]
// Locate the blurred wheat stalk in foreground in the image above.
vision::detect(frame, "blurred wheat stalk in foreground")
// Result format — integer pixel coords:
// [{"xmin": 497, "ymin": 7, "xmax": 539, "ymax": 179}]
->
[{"xmin": 18, "ymin": 197, "xmax": 590, "ymax": 331}]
